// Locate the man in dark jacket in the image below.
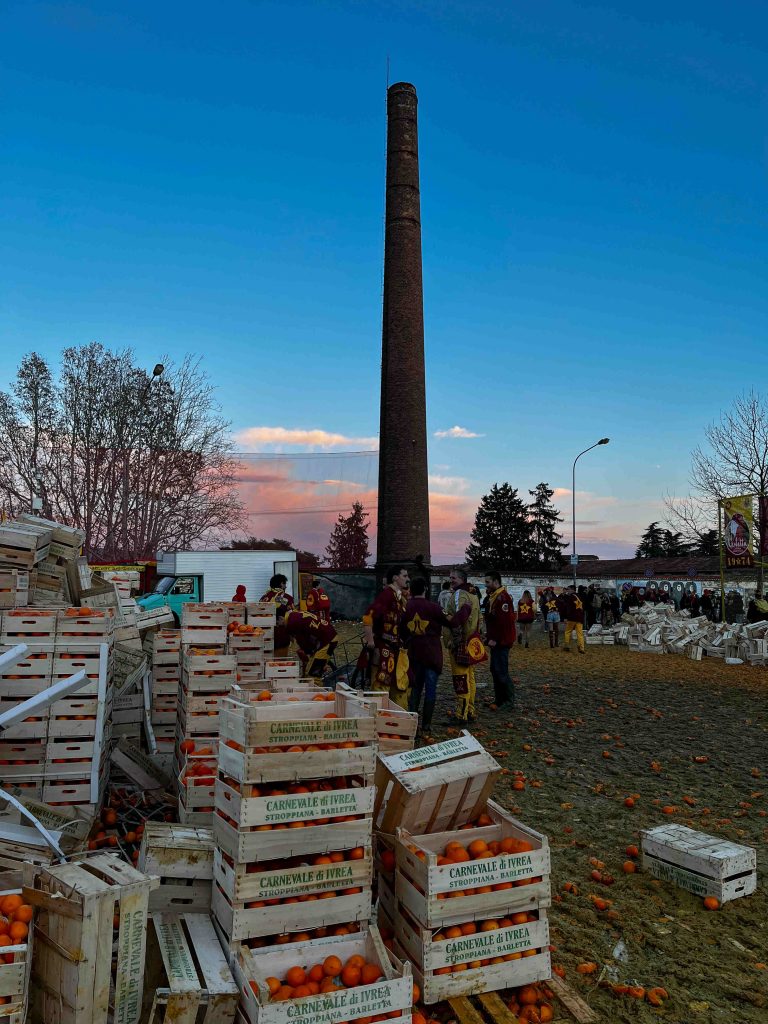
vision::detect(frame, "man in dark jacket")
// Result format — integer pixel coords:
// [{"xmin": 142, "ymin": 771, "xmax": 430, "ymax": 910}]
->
[
  {"xmin": 483, "ymin": 571, "xmax": 516, "ymax": 709},
  {"xmin": 561, "ymin": 585, "xmax": 586, "ymax": 654},
  {"xmin": 401, "ymin": 578, "xmax": 452, "ymax": 737}
]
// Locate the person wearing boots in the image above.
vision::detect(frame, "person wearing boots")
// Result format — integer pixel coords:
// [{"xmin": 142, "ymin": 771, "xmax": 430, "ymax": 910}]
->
[
  {"xmin": 562, "ymin": 584, "xmax": 586, "ymax": 654},
  {"xmin": 516, "ymin": 590, "xmax": 535, "ymax": 648},
  {"xmin": 543, "ymin": 588, "xmax": 561, "ymax": 648},
  {"xmin": 401, "ymin": 578, "xmax": 451, "ymax": 739},
  {"xmin": 484, "ymin": 571, "xmax": 516, "ymax": 710}
]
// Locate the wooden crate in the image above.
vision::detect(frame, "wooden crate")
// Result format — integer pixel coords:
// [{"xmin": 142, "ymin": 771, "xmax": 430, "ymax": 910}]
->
[
  {"xmin": 374, "ymin": 732, "xmax": 501, "ymax": 837},
  {"xmin": 395, "ymin": 900, "xmax": 550, "ymax": 1004},
  {"xmin": 641, "ymin": 824, "xmax": 757, "ymax": 903},
  {"xmin": 0, "ymin": 570, "xmax": 19, "ymax": 610},
  {"xmin": 214, "ymin": 774, "xmax": 375, "ymax": 832},
  {"xmin": 263, "ymin": 658, "xmax": 301, "ymax": 680},
  {"xmin": 152, "ymin": 630, "xmax": 181, "ymax": 662},
  {"xmin": 227, "ymin": 633, "xmax": 270, "ymax": 656},
  {"xmin": 244, "ymin": 603, "xmax": 276, "ymax": 628},
  {"xmin": 0, "ymin": 878, "xmax": 33, "ymax": 1024},
  {"xmin": 142, "ymin": 913, "xmax": 237, "ymax": 1024},
  {"xmin": 337, "ymin": 686, "xmax": 417, "ymax": 754},
  {"xmin": 56, "ymin": 609, "xmax": 114, "ymax": 640},
  {"xmin": 0, "ymin": 523, "xmax": 51, "ymax": 569},
  {"xmin": 182, "ymin": 650, "xmax": 237, "ymax": 691},
  {"xmin": 1, "ymin": 610, "xmax": 57, "ymax": 643},
  {"xmin": 231, "ymin": 927, "xmax": 412, "ymax": 1024},
  {"xmin": 395, "ymin": 801, "xmax": 550, "ymax": 929},
  {"xmin": 15, "ymin": 514, "xmax": 83, "ymax": 561},
  {"xmin": 24, "ymin": 852, "xmax": 155, "ymax": 1024},
  {"xmin": 213, "ymin": 877, "xmax": 371, "ymax": 943},
  {"xmin": 139, "ymin": 823, "xmax": 214, "ymax": 914},
  {"xmin": 181, "ymin": 607, "xmax": 228, "ymax": 647},
  {"xmin": 217, "ymin": 697, "xmax": 376, "ymax": 784},
  {"xmin": 214, "ymin": 809, "xmax": 373, "ymax": 867},
  {"xmin": 213, "ymin": 843, "xmax": 372, "ymax": 903}
]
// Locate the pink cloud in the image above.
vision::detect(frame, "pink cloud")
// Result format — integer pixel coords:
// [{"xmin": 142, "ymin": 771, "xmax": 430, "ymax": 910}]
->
[{"xmin": 235, "ymin": 426, "xmax": 378, "ymax": 450}]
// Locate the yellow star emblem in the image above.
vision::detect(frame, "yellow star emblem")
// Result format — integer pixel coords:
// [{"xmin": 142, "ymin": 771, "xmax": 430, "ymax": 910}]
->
[{"xmin": 408, "ymin": 613, "xmax": 429, "ymax": 636}]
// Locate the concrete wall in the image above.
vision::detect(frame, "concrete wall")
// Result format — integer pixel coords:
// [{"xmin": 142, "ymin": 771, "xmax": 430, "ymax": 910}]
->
[{"xmin": 313, "ymin": 571, "xmax": 378, "ymax": 621}]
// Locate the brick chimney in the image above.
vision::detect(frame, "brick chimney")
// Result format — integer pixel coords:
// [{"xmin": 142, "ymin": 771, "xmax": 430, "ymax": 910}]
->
[{"xmin": 376, "ymin": 82, "xmax": 431, "ymax": 585}]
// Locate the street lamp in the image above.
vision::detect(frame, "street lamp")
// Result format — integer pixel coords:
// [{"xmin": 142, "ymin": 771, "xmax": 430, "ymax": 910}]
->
[{"xmin": 572, "ymin": 438, "xmax": 610, "ymax": 587}]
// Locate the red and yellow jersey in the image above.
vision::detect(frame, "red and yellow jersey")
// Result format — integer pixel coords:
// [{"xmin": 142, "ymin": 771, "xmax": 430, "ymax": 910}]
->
[
  {"xmin": 517, "ymin": 599, "xmax": 535, "ymax": 623},
  {"xmin": 306, "ymin": 586, "xmax": 331, "ymax": 625}
]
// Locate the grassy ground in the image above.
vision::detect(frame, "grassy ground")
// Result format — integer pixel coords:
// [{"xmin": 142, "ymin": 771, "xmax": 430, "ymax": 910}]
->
[{"xmin": 336, "ymin": 621, "xmax": 768, "ymax": 1023}]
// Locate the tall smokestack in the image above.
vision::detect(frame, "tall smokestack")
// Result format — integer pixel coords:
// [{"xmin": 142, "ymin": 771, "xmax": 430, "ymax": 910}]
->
[{"xmin": 376, "ymin": 82, "xmax": 431, "ymax": 582}]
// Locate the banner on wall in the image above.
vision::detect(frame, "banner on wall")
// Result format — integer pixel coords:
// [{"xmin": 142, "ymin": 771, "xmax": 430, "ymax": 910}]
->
[{"xmin": 721, "ymin": 494, "xmax": 754, "ymax": 568}]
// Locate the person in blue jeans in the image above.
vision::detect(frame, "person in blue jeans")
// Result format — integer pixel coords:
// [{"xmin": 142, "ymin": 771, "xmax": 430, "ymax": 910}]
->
[{"xmin": 401, "ymin": 577, "xmax": 452, "ymax": 739}]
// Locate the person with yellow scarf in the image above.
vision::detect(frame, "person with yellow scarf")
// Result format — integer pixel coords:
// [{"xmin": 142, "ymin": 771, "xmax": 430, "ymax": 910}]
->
[{"xmin": 444, "ymin": 568, "xmax": 481, "ymax": 723}]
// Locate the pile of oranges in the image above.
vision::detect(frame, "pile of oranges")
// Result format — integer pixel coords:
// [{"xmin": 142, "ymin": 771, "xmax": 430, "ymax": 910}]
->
[
  {"xmin": 227, "ymin": 622, "xmax": 264, "ymax": 636},
  {"xmin": 251, "ymin": 691, "xmax": 335, "ymax": 703},
  {"xmin": 220, "ymin": 845, "xmax": 367, "ymax": 875},
  {"xmin": 429, "ymin": 912, "xmax": 543, "ymax": 975},
  {"xmin": 505, "ymin": 982, "xmax": 554, "ymax": 1023},
  {"xmin": 400, "ymin": 834, "xmax": 541, "ymax": 899},
  {"xmin": 252, "ymin": 952, "xmax": 385, "ymax": 1002},
  {"xmin": 0, "ymin": 893, "xmax": 33, "ymax": 961},
  {"xmin": 244, "ymin": 922, "xmax": 362, "ymax": 949}
]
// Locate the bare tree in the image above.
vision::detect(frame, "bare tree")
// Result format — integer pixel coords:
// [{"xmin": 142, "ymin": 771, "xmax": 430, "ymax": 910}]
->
[
  {"xmin": 665, "ymin": 391, "xmax": 768, "ymax": 589},
  {"xmin": 0, "ymin": 344, "xmax": 245, "ymax": 560}
]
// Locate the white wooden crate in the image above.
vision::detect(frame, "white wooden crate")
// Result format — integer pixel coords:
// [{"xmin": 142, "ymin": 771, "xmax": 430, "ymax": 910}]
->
[
  {"xmin": 144, "ymin": 913, "xmax": 237, "ymax": 1024},
  {"xmin": 395, "ymin": 800, "xmax": 550, "ymax": 929},
  {"xmin": 374, "ymin": 732, "xmax": 501, "ymax": 836},
  {"xmin": 139, "ymin": 822, "xmax": 214, "ymax": 914},
  {"xmin": 230, "ymin": 926, "xmax": 411, "ymax": 1024},
  {"xmin": 396, "ymin": 901, "xmax": 550, "ymax": 1005},
  {"xmin": 641, "ymin": 824, "xmax": 757, "ymax": 903}
]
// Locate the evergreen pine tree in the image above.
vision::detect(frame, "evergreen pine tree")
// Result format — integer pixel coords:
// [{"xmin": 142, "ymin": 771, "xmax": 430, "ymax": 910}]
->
[
  {"xmin": 465, "ymin": 483, "xmax": 533, "ymax": 571},
  {"xmin": 325, "ymin": 502, "xmax": 371, "ymax": 569},
  {"xmin": 661, "ymin": 530, "xmax": 691, "ymax": 556},
  {"xmin": 635, "ymin": 522, "xmax": 666, "ymax": 558},
  {"xmin": 528, "ymin": 482, "xmax": 567, "ymax": 569}
]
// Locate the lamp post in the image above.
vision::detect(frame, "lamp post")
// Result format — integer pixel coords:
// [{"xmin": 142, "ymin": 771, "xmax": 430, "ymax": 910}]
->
[{"xmin": 572, "ymin": 438, "xmax": 610, "ymax": 587}]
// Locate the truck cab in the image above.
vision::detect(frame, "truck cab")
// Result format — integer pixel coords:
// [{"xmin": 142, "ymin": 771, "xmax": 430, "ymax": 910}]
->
[{"xmin": 137, "ymin": 574, "xmax": 202, "ymax": 625}]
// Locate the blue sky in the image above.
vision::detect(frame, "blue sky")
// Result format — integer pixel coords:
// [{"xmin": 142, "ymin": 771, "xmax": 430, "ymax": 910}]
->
[{"xmin": 2, "ymin": 1, "xmax": 766, "ymax": 561}]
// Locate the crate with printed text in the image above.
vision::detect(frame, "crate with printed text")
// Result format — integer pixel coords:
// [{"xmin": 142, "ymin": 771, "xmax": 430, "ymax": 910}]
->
[
  {"xmin": 394, "ymin": 800, "xmax": 550, "ymax": 929},
  {"xmin": 374, "ymin": 732, "xmax": 501, "ymax": 837},
  {"xmin": 337, "ymin": 685, "xmax": 417, "ymax": 754},
  {"xmin": 231, "ymin": 926, "xmax": 412, "ymax": 1024},
  {"xmin": 24, "ymin": 852, "xmax": 155, "ymax": 1024},
  {"xmin": 142, "ymin": 912, "xmax": 238, "ymax": 1024},
  {"xmin": 217, "ymin": 695, "xmax": 377, "ymax": 785},
  {"xmin": 641, "ymin": 823, "xmax": 757, "ymax": 903},
  {"xmin": 394, "ymin": 899, "xmax": 550, "ymax": 1005}
]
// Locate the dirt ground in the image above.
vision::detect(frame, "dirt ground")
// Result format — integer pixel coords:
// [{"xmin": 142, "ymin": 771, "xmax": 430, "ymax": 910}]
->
[{"xmin": 335, "ymin": 622, "xmax": 768, "ymax": 1023}]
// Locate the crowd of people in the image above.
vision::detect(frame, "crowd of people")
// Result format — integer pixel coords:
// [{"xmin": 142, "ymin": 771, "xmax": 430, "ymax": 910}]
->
[{"xmin": 360, "ymin": 568, "xmax": 594, "ymax": 737}]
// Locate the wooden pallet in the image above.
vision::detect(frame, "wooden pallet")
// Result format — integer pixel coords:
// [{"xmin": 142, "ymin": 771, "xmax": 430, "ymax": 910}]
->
[{"xmin": 448, "ymin": 976, "xmax": 597, "ymax": 1024}]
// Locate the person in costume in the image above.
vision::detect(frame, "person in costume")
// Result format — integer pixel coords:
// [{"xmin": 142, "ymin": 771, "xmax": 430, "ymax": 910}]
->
[
  {"xmin": 401, "ymin": 577, "xmax": 452, "ymax": 738},
  {"xmin": 260, "ymin": 573, "xmax": 294, "ymax": 656},
  {"xmin": 444, "ymin": 567, "xmax": 482, "ymax": 723},
  {"xmin": 362, "ymin": 565, "xmax": 411, "ymax": 709},
  {"xmin": 283, "ymin": 609, "xmax": 337, "ymax": 677},
  {"xmin": 305, "ymin": 579, "xmax": 331, "ymax": 625},
  {"xmin": 484, "ymin": 572, "xmax": 516, "ymax": 709},
  {"xmin": 516, "ymin": 589, "xmax": 535, "ymax": 648}
]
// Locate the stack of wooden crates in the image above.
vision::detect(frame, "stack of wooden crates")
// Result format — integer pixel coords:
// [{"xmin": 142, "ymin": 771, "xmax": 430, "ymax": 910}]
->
[
  {"xmin": 174, "ymin": 602, "xmax": 277, "ymax": 825},
  {"xmin": 0, "ymin": 607, "xmax": 114, "ymax": 816},
  {"xmin": 211, "ymin": 690, "xmax": 414, "ymax": 1024},
  {"xmin": 374, "ymin": 733, "xmax": 552, "ymax": 1004}
]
